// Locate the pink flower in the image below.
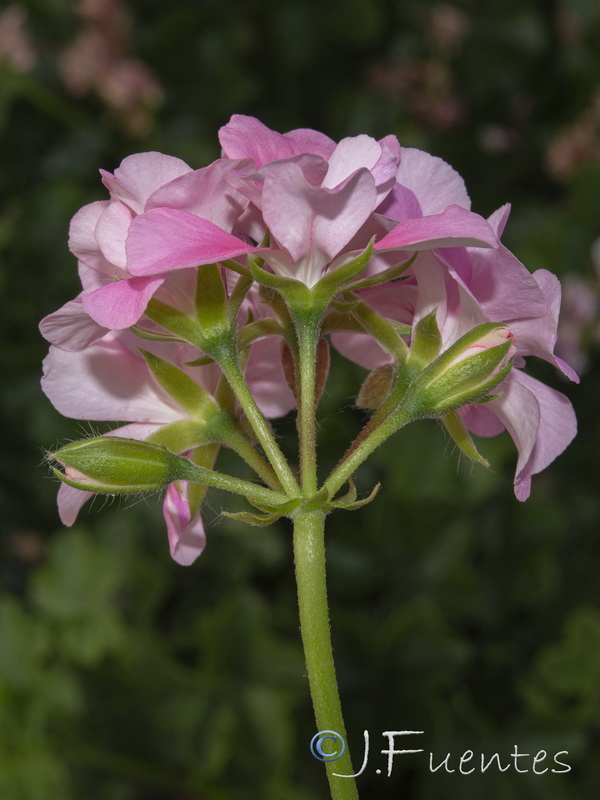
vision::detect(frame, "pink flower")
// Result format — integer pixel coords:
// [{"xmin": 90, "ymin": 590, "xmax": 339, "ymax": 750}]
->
[
  {"xmin": 334, "ymin": 203, "xmax": 578, "ymax": 500},
  {"xmin": 68, "ymin": 152, "xmax": 251, "ymax": 329},
  {"xmin": 40, "ymin": 323, "xmax": 293, "ymax": 564},
  {"xmin": 124, "ymin": 116, "xmax": 498, "ymax": 288}
]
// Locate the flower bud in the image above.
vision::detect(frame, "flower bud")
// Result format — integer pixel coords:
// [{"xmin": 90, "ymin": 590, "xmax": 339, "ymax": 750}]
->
[
  {"xmin": 404, "ymin": 323, "xmax": 516, "ymax": 417},
  {"xmin": 48, "ymin": 437, "xmax": 184, "ymax": 494}
]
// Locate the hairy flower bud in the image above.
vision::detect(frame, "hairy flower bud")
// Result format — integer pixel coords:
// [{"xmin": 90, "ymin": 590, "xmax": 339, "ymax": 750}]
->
[
  {"xmin": 404, "ymin": 323, "xmax": 516, "ymax": 417},
  {"xmin": 48, "ymin": 437, "xmax": 184, "ymax": 494}
]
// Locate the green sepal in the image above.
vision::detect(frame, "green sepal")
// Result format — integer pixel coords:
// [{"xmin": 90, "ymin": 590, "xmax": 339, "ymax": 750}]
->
[
  {"xmin": 184, "ymin": 354, "xmax": 215, "ymax": 367},
  {"xmin": 443, "ymin": 412, "xmax": 489, "ymax": 467},
  {"xmin": 326, "ymin": 481, "xmax": 381, "ymax": 511},
  {"xmin": 350, "ymin": 297, "xmax": 409, "ymax": 364},
  {"xmin": 344, "ymin": 252, "xmax": 417, "ymax": 291},
  {"xmin": 248, "ymin": 253, "xmax": 307, "ymax": 292},
  {"xmin": 220, "ymin": 509, "xmax": 286, "ymax": 527},
  {"xmin": 139, "ymin": 349, "xmax": 219, "ymax": 419},
  {"xmin": 227, "ymin": 274, "xmax": 253, "ymax": 325},
  {"xmin": 145, "ymin": 299, "xmax": 204, "ymax": 348},
  {"xmin": 408, "ymin": 309, "xmax": 442, "ymax": 368},
  {"xmin": 130, "ymin": 325, "xmax": 186, "ymax": 343},
  {"xmin": 244, "ymin": 495, "xmax": 301, "ymax": 515},
  {"xmin": 195, "ymin": 264, "xmax": 229, "ymax": 338},
  {"xmin": 312, "ymin": 238, "xmax": 374, "ymax": 297},
  {"xmin": 146, "ymin": 420, "xmax": 211, "ymax": 453}
]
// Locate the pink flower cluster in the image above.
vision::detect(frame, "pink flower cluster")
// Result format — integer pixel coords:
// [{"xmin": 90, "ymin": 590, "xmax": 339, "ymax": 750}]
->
[{"xmin": 41, "ymin": 115, "xmax": 577, "ymax": 562}]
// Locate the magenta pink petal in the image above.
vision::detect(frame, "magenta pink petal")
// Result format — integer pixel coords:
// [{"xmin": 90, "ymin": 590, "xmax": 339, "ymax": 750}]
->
[
  {"xmin": 374, "ymin": 205, "xmax": 497, "ymax": 252},
  {"xmin": 163, "ymin": 483, "xmax": 206, "ymax": 566},
  {"xmin": 126, "ymin": 208, "xmax": 257, "ymax": 276},
  {"xmin": 39, "ymin": 297, "xmax": 109, "ymax": 351},
  {"xmin": 82, "ymin": 275, "xmax": 165, "ymax": 329}
]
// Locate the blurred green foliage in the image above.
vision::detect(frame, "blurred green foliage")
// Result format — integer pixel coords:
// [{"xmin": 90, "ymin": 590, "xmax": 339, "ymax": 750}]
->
[{"xmin": 1, "ymin": 0, "xmax": 599, "ymax": 797}]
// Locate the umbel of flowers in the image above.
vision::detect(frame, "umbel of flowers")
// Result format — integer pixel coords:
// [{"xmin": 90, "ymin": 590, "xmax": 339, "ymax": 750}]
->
[{"xmin": 41, "ymin": 115, "xmax": 577, "ymax": 800}]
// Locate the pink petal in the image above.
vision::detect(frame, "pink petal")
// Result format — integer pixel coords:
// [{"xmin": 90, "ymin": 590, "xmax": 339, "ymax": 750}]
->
[
  {"xmin": 395, "ymin": 147, "xmax": 471, "ymax": 215},
  {"xmin": 39, "ymin": 297, "xmax": 109, "ymax": 351},
  {"xmin": 100, "ymin": 152, "xmax": 192, "ymax": 214},
  {"xmin": 509, "ymin": 269, "xmax": 579, "ymax": 382},
  {"xmin": 163, "ymin": 482, "xmax": 206, "ymax": 566},
  {"xmin": 487, "ymin": 373, "xmax": 541, "ymax": 496},
  {"xmin": 492, "ymin": 371, "xmax": 577, "ymax": 501},
  {"xmin": 146, "ymin": 158, "xmax": 251, "ymax": 231},
  {"xmin": 69, "ymin": 201, "xmax": 115, "ymax": 274},
  {"xmin": 262, "ymin": 162, "xmax": 377, "ymax": 281},
  {"xmin": 126, "ymin": 208, "xmax": 257, "ymax": 276},
  {"xmin": 82, "ymin": 275, "xmax": 165, "ymax": 329},
  {"xmin": 94, "ymin": 201, "xmax": 133, "ymax": 270},
  {"xmin": 374, "ymin": 205, "xmax": 497, "ymax": 252},
  {"xmin": 219, "ymin": 114, "xmax": 336, "ymax": 168},
  {"xmin": 244, "ymin": 336, "xmax": 296, "ymax": 418},
  {"xmin": 464, "ymin": 242, "xmax": 547, "ymax": 322},
  {"xmin": 284, "ymin": 127, "xmax": 337, "ymax": 160},
  {"xmin": 322, "ymin": 135, "xmax": 383, "ymax": 189},
  {"xmin": 41, "ymin": 335, "xmax": 182, "ymax": 423}
]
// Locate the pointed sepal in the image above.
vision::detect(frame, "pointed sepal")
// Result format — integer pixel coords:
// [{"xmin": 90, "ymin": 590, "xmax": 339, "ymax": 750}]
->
[{"xmin": 443, "ymin": 412, "xmax": 489, "ymax": 468}]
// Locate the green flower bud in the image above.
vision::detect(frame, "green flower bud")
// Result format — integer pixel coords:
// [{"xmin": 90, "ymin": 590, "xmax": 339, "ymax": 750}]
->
[
  {"xmin": 48, "ymin": 437, "xmax": 184, "ymax": 494},
  {"xmin": 404, "ymin": 323, "xmax": 516, "ymax": 417}
]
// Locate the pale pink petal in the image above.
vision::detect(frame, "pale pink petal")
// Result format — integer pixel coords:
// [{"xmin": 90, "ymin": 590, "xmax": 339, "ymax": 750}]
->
[
  {"xmin": 374, "ymin": 205, "xmax": 497, "ymax": 253},
  {"xmin": 146, "ymin": 158, "xmax": 251, "ymax": 231},
  {"xmin": 219, "ymin": 115, "xmax": 297, "ymax": 166},
  {"xmin": 100, "ymin": 152, "xmax": 192, "ymax": 214},
  {"xmin": 126, "ymin": 208, "xmax": 257, "ymax": 276},
  {"xmin": 57, "ymin": 483, "xmax": 93, "ymax": 526},
  {"xmin": 488, "ymin": 203, "xmax": 511, "ymax": 238},
  {"xmin": 459, "ymin": 403, "xmax": 506, "ymax": 438},
  {"xmin": 82, "ymin": 275, "xmax": 165, "ymax": 329},
  {"xmin": 396, "ymin": 147, "xmax": 471, "ymax": 214},
  {"xmin": 330, "ymin": 331, "xmax": 389, "ymax": 370},
  {"xmin": 486, "ymin": 373, "xmax": 540, "ymax": 498},
  {"xmin": 284, "ymin": 127, "xmax": 337, "ymax": 160},
  {"xmin": 262, "ymin": 162, "xmax": 377, "ymax": 281},
  {"xmin": 163, "ymin": 482, "xmax": 206, "ymax": 566},
  {"xmin": 490, "ymin": 371, "xmax": 577, "ymax": 501},
  {"xmin": 464, "ymin": 240, "xmax": 547, "ymax": 322},
  {"xmin": 69, "ymin": 201, "xmax": 115, "ymax": 273},
  {"xmin": 509, "ymin": 270, "xmax": 579, "ymax": 382},
  {"xmin": 39, "ymin": 297, "xmax": 109, "ymax": 351},
  {"xmin": 244, "ymin": 337, "xmax": 296, "ymax": 418},
  {"xmin": 94, "ymin": 201, "xmax": 133, "ymax": 269},
  {"xmin": 322, "ymin": 135, "xmax": 382, "ymax": 189},
  {"xmin": 41, "ymin": 336, "xmax": 182, "ymax": 423}
]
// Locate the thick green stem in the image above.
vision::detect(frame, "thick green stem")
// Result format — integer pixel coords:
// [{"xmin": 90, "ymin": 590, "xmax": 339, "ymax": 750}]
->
[
  {"xmin": 293, "ymin": 508, "xmax": 360, "ymax": 800},
  {"xmin": 296, "ymin": 318, "xmax": 320, "ymax": 496},
  {"xmin": 214, "ymin": 342, "xmax": 300, "ymax": 498}
]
